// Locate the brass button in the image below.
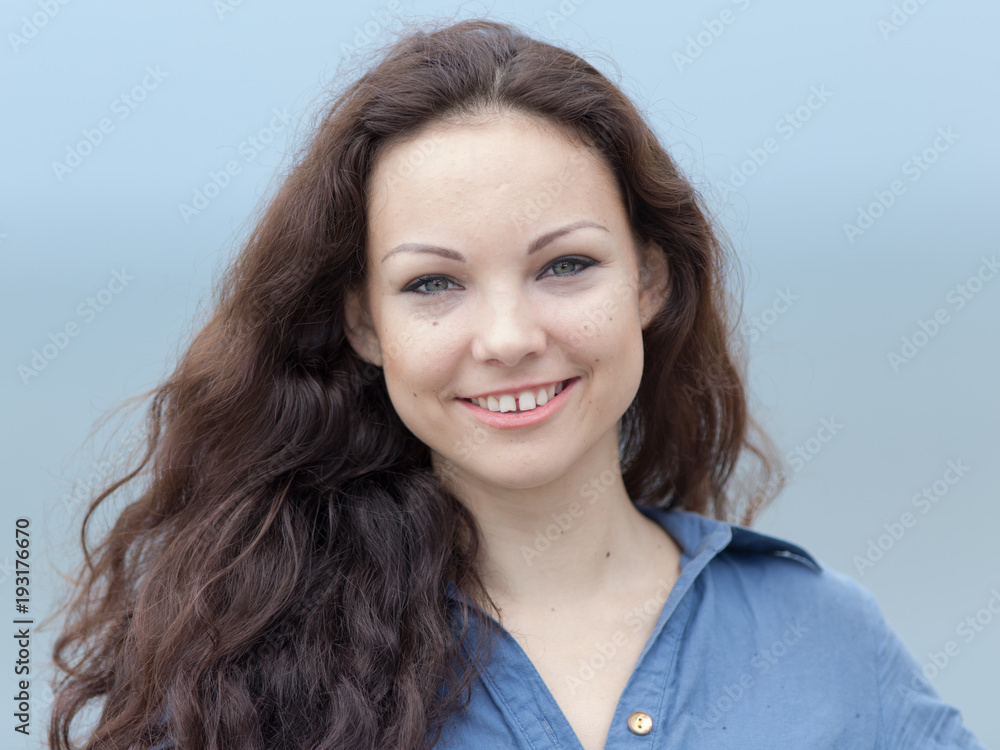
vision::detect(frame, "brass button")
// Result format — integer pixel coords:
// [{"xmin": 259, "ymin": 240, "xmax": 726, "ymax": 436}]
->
[{"xmin": 627, "ymin": 711, "xmax": 652, "ymax": 735}]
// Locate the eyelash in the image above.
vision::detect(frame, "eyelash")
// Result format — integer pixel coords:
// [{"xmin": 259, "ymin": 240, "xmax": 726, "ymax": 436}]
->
[{"xmin": 402, "ymin": 256, "xmax": 600, "ymax": 296}]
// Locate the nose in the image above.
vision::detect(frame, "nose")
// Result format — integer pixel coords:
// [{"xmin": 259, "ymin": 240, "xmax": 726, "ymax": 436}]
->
[{"xmin": 469, "ymin": 287, "xmax": 548, "ymax": 366}]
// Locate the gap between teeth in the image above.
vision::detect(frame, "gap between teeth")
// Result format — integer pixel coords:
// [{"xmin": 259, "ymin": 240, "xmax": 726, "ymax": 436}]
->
[{"xmin": 472, "ymin": 380, "xmax": 567, "ymax": 412}]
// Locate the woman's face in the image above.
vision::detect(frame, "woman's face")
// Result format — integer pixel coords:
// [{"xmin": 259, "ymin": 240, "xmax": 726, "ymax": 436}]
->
[{"xmin": 344, "ymin": 112, "xmax": 668, "ymax": 497}]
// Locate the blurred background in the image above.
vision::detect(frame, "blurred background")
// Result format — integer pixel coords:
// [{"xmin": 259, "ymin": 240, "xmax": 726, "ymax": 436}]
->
[{"xmin": 2, "ymin": 0, "xmax": 997, "ymax": 746}]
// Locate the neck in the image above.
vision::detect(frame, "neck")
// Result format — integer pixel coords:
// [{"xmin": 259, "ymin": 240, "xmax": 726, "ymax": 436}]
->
[{"xmin": 452, "ymin": 468, "xmax": 680, "ymax": 618}]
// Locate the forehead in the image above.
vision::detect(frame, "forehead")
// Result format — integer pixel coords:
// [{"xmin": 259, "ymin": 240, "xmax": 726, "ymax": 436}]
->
[{"xmin": 365, "ymin": 113, "xmax": 623, "ymax": 244}]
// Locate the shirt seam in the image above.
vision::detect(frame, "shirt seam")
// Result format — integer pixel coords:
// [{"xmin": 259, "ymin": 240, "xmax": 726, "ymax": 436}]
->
[
  {"xmin": 770, "ymin": 549, "xmax": 823, "ymax": 572},
  {"xmin": 474, "ymin": 632, "xmax": 544, "ymax": 750},
  {"xmin": 651, "ymin": 593, "xmax": 693, "ymax": 741},
  {"xmin": 869, "ymin": 592, "xmax": 886, "ymax": 750}
]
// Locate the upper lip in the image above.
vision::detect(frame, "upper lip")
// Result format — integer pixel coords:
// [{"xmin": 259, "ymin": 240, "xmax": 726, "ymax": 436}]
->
[{"xmin": 462, "ymin": 378, "xmax": 573, "ymax": 401}]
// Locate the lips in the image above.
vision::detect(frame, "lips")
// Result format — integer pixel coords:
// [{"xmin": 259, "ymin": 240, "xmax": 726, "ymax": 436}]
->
[{"xmin": 457, "ymin": 376, "xmax": 578, "ymax": 427}]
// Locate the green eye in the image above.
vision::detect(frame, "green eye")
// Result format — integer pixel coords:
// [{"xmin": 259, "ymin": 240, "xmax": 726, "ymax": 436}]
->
[
  {"xmin": 548, "ymin": 258, "xmax": 586, "ymax": 276},
  {"xmin": 402, "ymin": 256, "xmax": 599, "ymax": 296}
]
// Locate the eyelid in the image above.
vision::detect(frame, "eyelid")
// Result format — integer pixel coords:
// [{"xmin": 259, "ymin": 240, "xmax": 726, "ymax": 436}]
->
[{"xmin": 401, "ymin": 255, "xmax": 599, "ymax": 296}]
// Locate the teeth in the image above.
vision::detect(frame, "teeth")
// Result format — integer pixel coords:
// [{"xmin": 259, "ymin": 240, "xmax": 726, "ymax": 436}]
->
[{"xmin": 473, "ymin": 380, "xmax": 569, "ymax": 413}]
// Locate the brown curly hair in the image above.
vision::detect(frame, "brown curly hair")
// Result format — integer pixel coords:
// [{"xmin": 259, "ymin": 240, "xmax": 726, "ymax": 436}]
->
[{"xmin": 48, "ymin": 16, "xmax": 781, "ymax": 750}]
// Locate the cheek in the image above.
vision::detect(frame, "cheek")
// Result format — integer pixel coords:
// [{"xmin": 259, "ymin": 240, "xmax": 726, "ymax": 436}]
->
[
  {"xmin": 381, "ymin": 323, "xmax": 457, "ymax": 389},
  {"xmin": 377, "ymin": 305, "xmax": 436, "ymax": 365},
  {"xmin": 558, "ymin": 281, "xmax": 639, "ymax": 351}
]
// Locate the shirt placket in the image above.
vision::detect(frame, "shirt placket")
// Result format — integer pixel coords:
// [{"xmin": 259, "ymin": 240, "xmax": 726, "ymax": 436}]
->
[
  {"xmin": 601, "ymin": 593, "xmax": 694, "ymax": 748},
  {"xmin": 454, "ymin": 520, "xmax": 733, "ymax": 749},
  {"xmin": 600, "ymin": 524, "xmax": 730, "ymax": 749}
]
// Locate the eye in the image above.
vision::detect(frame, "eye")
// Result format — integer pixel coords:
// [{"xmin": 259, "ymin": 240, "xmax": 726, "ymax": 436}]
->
[
  {"xmin": 403, "ymin": 276, "xmax": 456, "ymax": 295},
  {"xmin": 542, "ymin": 257, "xmax": 597, "ymax": 278},
  {"xmin": 402, "ymin": 256, "xmax": 599, "ymax": 296}
]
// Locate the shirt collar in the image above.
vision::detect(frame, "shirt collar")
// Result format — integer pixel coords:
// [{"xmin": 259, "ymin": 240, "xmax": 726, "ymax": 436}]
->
[{"xmin": 639, "ymin": 505, "xmax": 823, "ymax": 573}]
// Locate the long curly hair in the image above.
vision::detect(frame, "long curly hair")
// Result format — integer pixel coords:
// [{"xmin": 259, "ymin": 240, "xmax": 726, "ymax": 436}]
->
[{"xmin": 48, "ymin": 16, "xmax": 784, "ymax": 750}]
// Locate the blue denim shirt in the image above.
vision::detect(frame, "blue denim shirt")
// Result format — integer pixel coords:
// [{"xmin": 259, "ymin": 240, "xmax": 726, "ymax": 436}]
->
[
  {"xmin": 143, "ymin": 506, "xmax": 986, "ymax": 749},
  {"xmin": 434, "ymin": 505, "xmax": 988, "ymax": 749}
]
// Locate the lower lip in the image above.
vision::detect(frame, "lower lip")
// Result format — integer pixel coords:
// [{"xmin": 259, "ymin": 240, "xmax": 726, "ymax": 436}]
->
[{"xmin": 458, "ymin": 377, "xmax": 579, "ymax": 428}]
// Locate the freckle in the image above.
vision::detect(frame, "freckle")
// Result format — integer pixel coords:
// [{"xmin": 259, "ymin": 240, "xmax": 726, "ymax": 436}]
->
[{"xmin": 606, "ymin": 551, "xmax": 610, "ymax": 558}]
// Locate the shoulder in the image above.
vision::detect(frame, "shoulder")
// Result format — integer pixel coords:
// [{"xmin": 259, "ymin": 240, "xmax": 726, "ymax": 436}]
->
[
  {"xmin": 655, "ymin": 509, "xmax": 987, "ymax": 748},
  {"xmin": 719, "ymin": 517, "xmax": 878, "ymax": 616},
  {"xmin": 653, "ymin": 506, "xmax": 874, "ymax": 614},
  {"xmin": 723, "ymin": 516, "xmax": 890, "ymax": 649},
  {"xmin": 651, "ymin": 507, "xmax": 881, "ymax": 648}
]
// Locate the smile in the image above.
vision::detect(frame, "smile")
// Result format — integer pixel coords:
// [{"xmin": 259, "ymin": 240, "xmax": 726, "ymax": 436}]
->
[
  {"xmin": 458, "ymin": 377, "xmax": 579, "ymax": 428},
  {"xmin": 463, "ymin": 379, "xmax": 570, "ymax": 413}
]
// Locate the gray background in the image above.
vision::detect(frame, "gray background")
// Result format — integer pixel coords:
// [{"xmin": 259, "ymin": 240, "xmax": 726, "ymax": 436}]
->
[{"xmin": 2, "ymin": 0, "xmax": 997, "ymax": 746}]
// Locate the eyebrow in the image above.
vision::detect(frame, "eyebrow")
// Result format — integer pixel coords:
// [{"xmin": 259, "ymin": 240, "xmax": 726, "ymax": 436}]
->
[{"xmin": 380, "ymin": 220, "xmax": 609, "ymax": 264}]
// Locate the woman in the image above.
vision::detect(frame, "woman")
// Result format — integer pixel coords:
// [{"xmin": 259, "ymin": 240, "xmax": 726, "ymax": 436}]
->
[{"xmin": 49, "ymin": 17, "xmax": 986, "ymax": 750}]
